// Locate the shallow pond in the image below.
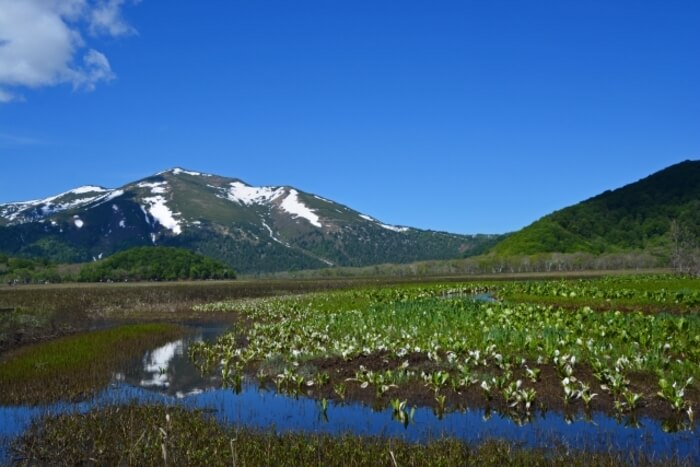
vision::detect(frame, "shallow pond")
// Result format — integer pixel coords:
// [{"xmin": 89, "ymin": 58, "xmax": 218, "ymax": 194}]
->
[{"xmin": 1, "ymin": 324, "xmax": 698, "ymax": 463}]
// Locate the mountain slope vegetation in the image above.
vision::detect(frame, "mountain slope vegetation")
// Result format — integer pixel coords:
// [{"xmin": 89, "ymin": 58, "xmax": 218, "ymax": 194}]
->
[{"xmin": 492, "ymin": 160, "xmax": 700, "ymax": 256}]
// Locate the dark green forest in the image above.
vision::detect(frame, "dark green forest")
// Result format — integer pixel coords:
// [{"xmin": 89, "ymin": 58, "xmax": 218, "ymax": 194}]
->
[
  {"xmin": 77, "ymin": 247, "xmax": 235, "ymax": 282},
  {"xmin": 493, "ymin": 160, "xmax": 700, "ymax": 256}
]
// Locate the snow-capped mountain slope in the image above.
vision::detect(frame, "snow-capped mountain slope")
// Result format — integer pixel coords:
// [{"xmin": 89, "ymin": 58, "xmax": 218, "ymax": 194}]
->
[
  {"xmin": 0, "ymin": 168, "xmax": 499, "ymax": 273},
  {"xmin": 0, "ymin": 186, "xmax": 120, "ymax": 224}
]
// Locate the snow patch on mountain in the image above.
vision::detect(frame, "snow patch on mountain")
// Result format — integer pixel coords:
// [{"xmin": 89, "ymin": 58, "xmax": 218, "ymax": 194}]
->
[
  {"xmin": 156, "ymin": 167, "xmax": 212, "ymax": 177},
  {"xmin": 12, "ymin": 185, "xmax": 108, "ymax": 207},
  {"xmin": 39, "ymin": 197, "xmax": 91, "ymax": 215},
  {"xmin": 37, "ymin": 186, "xmax": 108, "ymax": 206},
  {"xmin": 227, "ymin": 182, "xmax": 285, "ymax": 205},
  {"xmin": 379, "ymin": 223, "xmax": 409, "ymax": 233},
  {"xmin": 138, "ymin": 182, "xmax": 168, "ymax": 194},
  {"xmin": 143, "ymin": 196, "xmax": 182, "ymax": 235},
  {"xmin": 171, "ymin": 168, "xmax": 212, "ymax": 177},
  {"xmin": 73, "ymin": 216, "xmax": 84, "ymax": 229},
  {"xmin": 70, "ymin": 186, "xmax": 108, "ymax": 195},
  {"xmin": 280, "ymin": 190, "xmax": 322, "ymax": 228},
  {"xmin": 262, "ymin": 220, "xmax": 290, "ymax": 247},
  {"xmin": 140, "ymin": 206, "xmax": 151, "ymax": 225},
  {"xmin": 89, "ymin": 190, "xmax": 125, "ymax": 208},
  {"xmin": 138, "ymin": 183, "xmax": 180, "ymax": 232},
  {"xmin": 359, "ymin": 213, "xmax": 408, "ymax": 233},
  {"xmin": 0, "ymin": 186, "xmax": 122, "ymax": 224}
]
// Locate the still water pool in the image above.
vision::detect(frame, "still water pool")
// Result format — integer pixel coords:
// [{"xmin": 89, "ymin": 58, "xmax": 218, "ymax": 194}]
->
[{"xmin": 1, "ymin": 324, "xmax": 698, "ymax": 463}]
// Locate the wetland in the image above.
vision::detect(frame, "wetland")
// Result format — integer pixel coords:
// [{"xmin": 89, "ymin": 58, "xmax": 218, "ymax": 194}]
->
[{"xmin": 1, "ymin": 274, "xmax": 699, "ymax": 465}]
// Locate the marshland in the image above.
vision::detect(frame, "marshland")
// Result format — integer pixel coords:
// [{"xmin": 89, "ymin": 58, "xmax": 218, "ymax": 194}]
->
[
  {"xmin": 0, "ymin": 273, "xmax": 698, "ymax": 465},
  {"xmin": 3, "ymin": 0, "xmax": 698, "ymax": 464}
]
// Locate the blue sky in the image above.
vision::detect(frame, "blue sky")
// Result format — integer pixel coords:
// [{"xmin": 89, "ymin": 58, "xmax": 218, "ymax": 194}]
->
[{"xmin": 1, "ymin": 1, "xmax": 698, "ymax": 234}]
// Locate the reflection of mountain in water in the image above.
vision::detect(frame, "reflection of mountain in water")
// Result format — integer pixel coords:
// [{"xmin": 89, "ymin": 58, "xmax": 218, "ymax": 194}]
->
[
  {"xmin": 142, "ymin": 340, "xmax": 182, "ymax": 387},
  {"xmin": 1, "ymin": 321, "xmax": 698, "ymax": 465},
  {"xmin": 117, "ymin": 325, "xmax": 226, "ymax": 398}
]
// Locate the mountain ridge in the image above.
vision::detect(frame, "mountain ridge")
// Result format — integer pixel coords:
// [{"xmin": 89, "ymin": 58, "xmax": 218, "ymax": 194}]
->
[{"xmin": 0, "ymin": 168, "xmax": 499, "ymax": 273}]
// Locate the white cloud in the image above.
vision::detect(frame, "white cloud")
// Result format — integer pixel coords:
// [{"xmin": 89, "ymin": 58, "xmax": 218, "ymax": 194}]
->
[
  {"xmin": 73, "ymin": 49, "xmax": 115, "ymax": 91},
  {"xmin": 0, "ymin": 0, "xmax": 139, "ymax": 102},
  {"xmin": 89, "ymin": 0, "xmax": 137, "ymax": 37}
]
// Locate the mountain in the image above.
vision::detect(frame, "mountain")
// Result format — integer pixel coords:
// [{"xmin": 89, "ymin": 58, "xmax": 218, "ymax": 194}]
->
[
  {"xmin": 0, "ymin": 168, "xmax": 498, "ymax": 273},
  {"xmin": 491, "ymin": 160, "xmax": 700, "ymax": 256}
]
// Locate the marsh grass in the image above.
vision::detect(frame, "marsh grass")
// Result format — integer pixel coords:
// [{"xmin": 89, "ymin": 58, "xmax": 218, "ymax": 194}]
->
[
  {"xmin": 498, "ymin": 275, "xmax": 700, "ymax": 312},
  {"xmin": 10, "ymin": 404, "xmax": 692, "ymax": 467},
  {"xmin": 0, "ymin": 279, "xmax": 409, "ymax": 354},
  {"xmin": 0, "ymin": 324, "xmax": 183, "ymax": 405},
  {"xmin": 2, "ymin": 274, "xmax": 689, "ymax": 354}
]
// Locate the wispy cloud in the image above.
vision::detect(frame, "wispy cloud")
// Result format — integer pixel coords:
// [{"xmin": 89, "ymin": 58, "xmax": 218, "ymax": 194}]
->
[
  {"xmin": 89, "ymin": 0, "xmax": 139, "ymax": 37},
  {"xmin": 0, "ymin": 0, "xmax": 141, "ymax": 102},
  {"xmin": 0, "ymin": 88, "xmax": 20, "ymax": 103},
  {"xmin": 0, "ymin": 132, "xmax": 43, "ymax": 147}
]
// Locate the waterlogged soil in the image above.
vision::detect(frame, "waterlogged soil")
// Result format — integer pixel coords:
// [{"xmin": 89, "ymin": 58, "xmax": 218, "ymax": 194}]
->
[
  {"xmin": 2, "ymin": 324, "xmax": 698, "ymax": 466},
  {"xmin": 255, "ymin": 352, "xmax": 699, "ymax": 423}
]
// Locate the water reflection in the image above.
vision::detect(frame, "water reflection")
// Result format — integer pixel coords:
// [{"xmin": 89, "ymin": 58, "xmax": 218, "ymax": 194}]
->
[
  {"xmin": 120, "ymin": 325, "xmax": 223, "ymax": 398},
  {"xmin": 141, "ymin": 340, "xmax": 181, "ymax": 387},
  {"xmin": 440, "ymin": 291, "xmax": 498, "ymax": 303},
  {"xmin": 1, "ymin": 325, "xmax": 698, "ymax": 464}
]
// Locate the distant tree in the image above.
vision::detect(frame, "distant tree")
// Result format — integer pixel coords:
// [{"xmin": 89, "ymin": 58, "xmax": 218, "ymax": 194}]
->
[{"xmin": 670, "ymin": 220, "xmax": 700, "ymax": 276}]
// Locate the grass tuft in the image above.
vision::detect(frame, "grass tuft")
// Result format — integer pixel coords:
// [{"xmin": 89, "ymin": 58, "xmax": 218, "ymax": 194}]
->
[{"xmin": 11, "ymin": 404, "xmax": 693, "ymax": 466}]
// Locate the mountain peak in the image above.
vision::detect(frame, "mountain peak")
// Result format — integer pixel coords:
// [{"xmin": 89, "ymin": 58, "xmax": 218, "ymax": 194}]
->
[
  {"xmin": 0, "ymin": 168, "xmax": 491, "ymax": 273},
  {"xmin": 157, "ymin": 167, "xmax": 213, "ymax": 177}
]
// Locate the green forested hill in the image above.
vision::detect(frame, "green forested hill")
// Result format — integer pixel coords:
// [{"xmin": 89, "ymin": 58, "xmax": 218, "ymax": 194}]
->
[
  {"xmin": 491, "ymin": 160, "xmax": 700, "ymax": 255},
  {"xmin": 78, "ymin": 247, "xmax": 235, "ymax": 282}
]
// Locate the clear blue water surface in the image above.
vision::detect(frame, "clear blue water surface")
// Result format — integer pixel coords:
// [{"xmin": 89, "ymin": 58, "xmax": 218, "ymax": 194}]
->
[{"xmin": 1, "ymin": 324, "xmax": 698, "ymax": 463}]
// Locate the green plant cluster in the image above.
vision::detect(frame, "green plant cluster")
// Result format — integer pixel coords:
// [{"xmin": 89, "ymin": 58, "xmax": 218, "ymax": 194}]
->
[
  {"xmin": 192, "ymin": 278, "xmax": 699, "ymax": 420},
  {"xmin": 499, "ymin": 275, "xmax": 700, "ymax": 307},
  {"xmin": 78, "ymin": 246, "xmax": 236, "ymax": 282}
]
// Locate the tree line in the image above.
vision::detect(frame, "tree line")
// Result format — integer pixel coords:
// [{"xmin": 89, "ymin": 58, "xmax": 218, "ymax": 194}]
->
[{"xmin": 77, "ymin": 247, "xmax": 236, "ymax": 282}]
